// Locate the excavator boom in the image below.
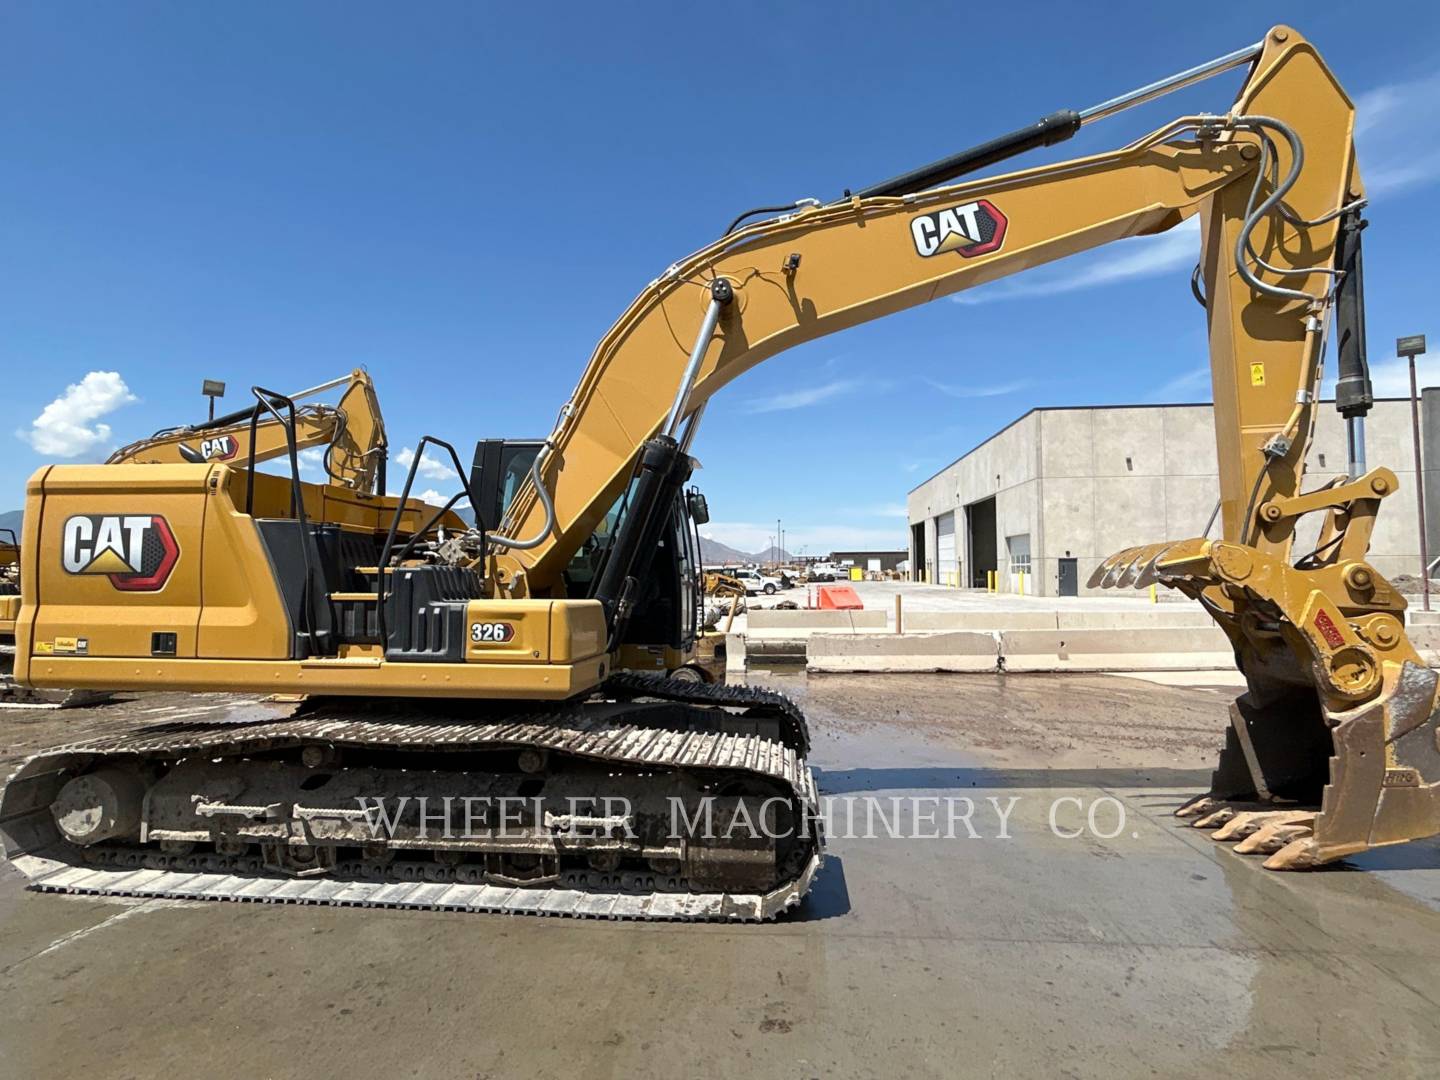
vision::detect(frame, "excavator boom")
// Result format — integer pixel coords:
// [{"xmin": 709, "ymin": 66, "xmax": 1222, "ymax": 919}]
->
[
  {"xmin": 3, "ymin": 26, "xmax": 1434, "ymax": 919},
  {"xmin": 107, "ymin": 369, "xmax": 388, "ymax": 495}
]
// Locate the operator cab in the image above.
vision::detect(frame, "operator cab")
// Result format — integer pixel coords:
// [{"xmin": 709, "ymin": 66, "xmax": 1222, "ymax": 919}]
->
[{"xmin": 470, "ymin": 438, "xmax": 704, "ymax": 652}]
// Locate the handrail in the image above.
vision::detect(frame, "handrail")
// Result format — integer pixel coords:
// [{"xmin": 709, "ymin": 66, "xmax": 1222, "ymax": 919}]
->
[
  {"xmin": 374, "ymin": 435, "xmax": 481, "ymax": 648},
  {"xmin": 243, "ymin": 386, "xmax": 332, "ymax": 656}
]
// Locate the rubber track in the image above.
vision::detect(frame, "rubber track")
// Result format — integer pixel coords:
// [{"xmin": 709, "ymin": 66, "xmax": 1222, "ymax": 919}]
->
[{"xmin": 600, "ymin": 672, "xmax": 810, "ymax": 755}]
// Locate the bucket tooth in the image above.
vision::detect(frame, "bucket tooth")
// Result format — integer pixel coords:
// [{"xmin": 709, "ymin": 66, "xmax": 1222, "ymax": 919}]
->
[
  {"xmin": 1175, "ymin": 795, "xmax": 1220, "ymax": 819},
  {"xmin": 1119, "ymin": 542, "xmax": 1178, "ymax": 588},
  {"xmin": 1213, "ymin": 809, "xmax": 1314, "ymax": 842},
  {"xmin": 1100, "ymin": 547, "xmax": 1149, "ymax": 589},
  {"xmin": 1234, "ymin": 820, "xmax": 1314, "ymax": 855},
  {"xmin": 1193, "ymin": 806, "xmax": 1238, "ymax": 829},
  {"xmin": 1092, "ymin": 538, "xmax": 1212, "ymax": 591},
  {"xmin": 1087, "ymin": 547, "xmax": 1139, "ymax": 589},
  {"xmin": 1262, "ymin": 836, "xmax": 1325, "ymax": 870}
]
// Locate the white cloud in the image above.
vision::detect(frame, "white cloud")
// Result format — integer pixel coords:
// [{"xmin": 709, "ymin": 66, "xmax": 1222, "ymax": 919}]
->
[
  {"xmin": 17, "ymin": 371, "xmax": 137, "ymax": 456},
  {"xmin": 395, "ymin": 445, "xmax": 457, "ymax": 480},
  {"xmin": 297, "ymin": 447, "xmax": 326, "ymax": 475},
  {"xmin": 1148, "ymin": 365, "xmax": 1212, "ymax": 402},
  {"xmin": 1353, "ymin": 72, "xmax": 1440, "ymax": 198},
  {"xmin": 863, "ymin": 503, "xmax": 909, "ymax": 517},
  {"xmin": 417, "ymin": 488, "xmax": 446, "ymax": 505},
  {"xmin": 953, "ymin": 218, "xmax": 1201, "ymax": 305},
  {"xmin": 743, "ymin": 378, "xmax": 863, "ymax": 414},
  {"xmin": 925, "ymin": 377, "xmax": 1034, "ymax": 399}
]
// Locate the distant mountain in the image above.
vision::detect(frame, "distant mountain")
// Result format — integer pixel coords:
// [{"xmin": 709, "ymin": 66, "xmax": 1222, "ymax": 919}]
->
[
  {"xmin": 750, "ymin": 544, "xmax": 791, "ymax": 565},
  {"xmin": 699, "ymin": 536, "xmax": 750, "ymax": 564},
  {"xmin": 699, "ymin": 535, "xmax": 791, "ymax": 565},
  {"xmin": 0, "ymin": 509, "xmax": 21, "ymax": 538}
]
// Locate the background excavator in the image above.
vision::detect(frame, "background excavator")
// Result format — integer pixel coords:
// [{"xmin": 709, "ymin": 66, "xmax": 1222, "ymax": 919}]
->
[
  {"xmin": 107, "ymin": 368, "xmax": 388, "ymax": 493},
  {"xmin": 3, "ymin": 25, "xmax": 1435, "ymax": 920},
  {"xmin": 0, "ymin": 370, "xmax": 390, "ymax": 707}
]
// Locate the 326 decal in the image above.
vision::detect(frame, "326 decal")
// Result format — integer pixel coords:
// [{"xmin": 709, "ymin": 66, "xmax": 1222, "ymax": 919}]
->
[{"xmin": 470, "ymin": 622, "xmax": 516, "ymax": 644}]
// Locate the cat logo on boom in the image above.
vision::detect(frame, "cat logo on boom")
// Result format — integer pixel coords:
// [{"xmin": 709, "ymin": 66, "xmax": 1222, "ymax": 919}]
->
[
  {"xmin": 177, "ymin": 434, "xmax": 239, "ymax": 463},
  {"xmin": 199, "ymin": 435, "xmax": 239, "ymax": 460},
  {"xmin": 61, "ymin": 515, "xmax": 180, "ymax": 592},
  {"xmin": 909, "ymin": 199, "xmax": 1008, "ymax": 259}
]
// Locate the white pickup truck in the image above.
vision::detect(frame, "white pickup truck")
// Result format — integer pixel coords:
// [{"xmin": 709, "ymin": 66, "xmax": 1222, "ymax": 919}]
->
[{"xmin": 731, "ymin": 568, "xmax": 783, "ymax": 595}]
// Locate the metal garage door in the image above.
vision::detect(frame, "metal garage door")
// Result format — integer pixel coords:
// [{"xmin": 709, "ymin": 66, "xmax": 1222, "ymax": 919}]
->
[{"xmin": 936, "ymin": 512, "xmax": 956, "ymax": 586}]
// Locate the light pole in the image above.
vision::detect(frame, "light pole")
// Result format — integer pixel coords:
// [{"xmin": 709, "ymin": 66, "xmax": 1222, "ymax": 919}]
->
[
  {"xmin": 202, "ymin": 379, "xmax": 226, "ymax": 423},
  {"xmin": 1400, "ymin": 334, "xmax": 1429, "ymax": 611}
]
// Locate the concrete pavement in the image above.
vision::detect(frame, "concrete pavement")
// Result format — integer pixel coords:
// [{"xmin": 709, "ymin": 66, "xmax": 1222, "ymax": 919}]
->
[{"xmin": 3, "ymin": 675, "xmax": 1439, "ymax": 1078}]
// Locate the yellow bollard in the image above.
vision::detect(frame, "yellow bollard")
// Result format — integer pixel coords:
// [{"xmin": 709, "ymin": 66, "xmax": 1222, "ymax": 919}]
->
[
  {"xmin": 1149, "ymin": 583, "xmax": 1158, "ymax": 604},
  {"xmin": 1019, "ymin": 571, "xmax": 1025, "ymax": 597}
]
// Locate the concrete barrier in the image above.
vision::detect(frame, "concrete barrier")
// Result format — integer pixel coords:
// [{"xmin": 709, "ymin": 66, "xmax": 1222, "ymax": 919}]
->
[
  {"xmin": 999, "ymin": 627, "xmax": 1234, "ymax": 672},
  {"xmin": 1053, "ymin": 609, "xmax": 1214, "ymax": 630},
  {"xmin": 725, "ymin": 633, "xmax": 746, "ymax": 676},
  {"xmin": 895, "ymin": 609, "xmax": 1217, "ymax": 632},
  {"xmin": 903, "ymin": 611, "xmax": 1057, "ymax": 631},
  {"xmin": 747, "ymin": 609, "xmax": 887, "ymax": 630},
  {"xmin": 807, "ymin": 631, "xmax": 999, "ymax": 673}
]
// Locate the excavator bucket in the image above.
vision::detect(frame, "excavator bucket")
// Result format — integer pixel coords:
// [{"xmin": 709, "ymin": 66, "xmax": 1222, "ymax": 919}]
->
[{"xmin": 1091, "ymin": 539, "xmax": 1440, "ymax": 869}]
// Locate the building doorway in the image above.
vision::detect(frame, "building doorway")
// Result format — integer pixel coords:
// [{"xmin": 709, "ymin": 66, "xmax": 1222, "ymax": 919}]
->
[
  {"xmin": 965, "ymin": 497, "xmax": 997, "ymax": 588},
  {"xmin": 935, "ymin": 512, "xmax": 957, "ymax": 586},
  {"xmin": 1058, "ymin": 556, "xmax": 1078, "ymax": 597},
  {"xmin": 911, "ymin": 522, "xmax": 927, "ymax": 583},
  {"xmin": 1006, "ymin": 533, "xmax": 1032, "ymax": 593}
]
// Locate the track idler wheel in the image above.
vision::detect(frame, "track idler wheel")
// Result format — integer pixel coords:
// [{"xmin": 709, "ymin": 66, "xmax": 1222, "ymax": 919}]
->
[{"xmin": 51, "ymin": 767, "xmax": 145, "ymax": 845}]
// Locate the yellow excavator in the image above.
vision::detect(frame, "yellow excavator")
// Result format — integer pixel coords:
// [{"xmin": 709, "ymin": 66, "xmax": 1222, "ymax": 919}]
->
[
  {"xmin": 107, "ymin": 368, "xmax": 388, "ymax": 493},
  {"xmin": 0, "ymin": 371, "xmax": 390, "ymax": 707},
  {"xmin": 3, "ymin": 25, "xmax": 1434, "ymax": 919}
]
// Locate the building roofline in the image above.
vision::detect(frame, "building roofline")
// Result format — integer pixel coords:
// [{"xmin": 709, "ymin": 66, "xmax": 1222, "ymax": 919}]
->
[{"xmin": 905, "ymin": 395, "xmax": 1427, "ymax": 495}]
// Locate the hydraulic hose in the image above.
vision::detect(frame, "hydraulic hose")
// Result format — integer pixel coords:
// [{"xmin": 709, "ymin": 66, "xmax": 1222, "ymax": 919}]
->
[{"xmin": 486, "ymin": 440, "xmax": 556, "ymax": 551}]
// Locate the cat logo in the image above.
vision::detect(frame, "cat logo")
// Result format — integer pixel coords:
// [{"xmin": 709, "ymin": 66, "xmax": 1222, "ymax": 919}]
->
[
  {"xmin": 909, "ymin": 199, "xmax": 1007, "ymax": 259},
  {"xmin": 61, "ymin": 515, "xmax": 180, "ymax": 592},
  {"xmin": 200, "ymin": 434, "xmax": 239, "ymax": 460},
  {"xmin": 178, "ymin": 434, "xmax": 239, "ymax": 462}
]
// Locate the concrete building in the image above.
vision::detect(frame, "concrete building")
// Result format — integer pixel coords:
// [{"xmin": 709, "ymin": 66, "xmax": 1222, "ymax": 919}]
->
[{"xmin": 907, "ymin": 394, "xmax": 1440, "ymax": 597}]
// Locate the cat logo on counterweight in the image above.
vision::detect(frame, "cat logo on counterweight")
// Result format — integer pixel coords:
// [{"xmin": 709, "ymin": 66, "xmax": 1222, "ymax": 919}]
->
[{"xmin": 61, "ymin": 515, "xmax": 180, "ymax": 591}]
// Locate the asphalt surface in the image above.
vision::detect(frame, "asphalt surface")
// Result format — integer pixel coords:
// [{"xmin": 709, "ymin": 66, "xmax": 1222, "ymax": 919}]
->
[{"xmin": 2, "ymin": 674, "xmax": 1439, "ymax": 1078}]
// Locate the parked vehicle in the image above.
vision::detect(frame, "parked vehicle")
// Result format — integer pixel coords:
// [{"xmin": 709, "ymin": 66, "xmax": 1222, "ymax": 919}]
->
[{"xmin": 732, "ymin": 568, "xmax": 782, "ymax": 595}]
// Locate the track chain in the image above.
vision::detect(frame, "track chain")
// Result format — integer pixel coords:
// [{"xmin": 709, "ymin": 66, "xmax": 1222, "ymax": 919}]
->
[{"xmin": 600, "ymin": 671, "xmax": 809, "ymax": 755}]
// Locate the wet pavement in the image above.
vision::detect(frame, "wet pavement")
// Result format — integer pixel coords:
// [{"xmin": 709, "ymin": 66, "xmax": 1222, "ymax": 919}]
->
[{"xmin": 2, "ymin": 674, "xmax": 1439, "ymax": 1078}]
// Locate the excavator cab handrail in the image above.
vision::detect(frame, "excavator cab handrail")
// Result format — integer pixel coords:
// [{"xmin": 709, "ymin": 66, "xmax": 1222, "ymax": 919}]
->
[
  {"xmin": 243, "ymin": 386, "xmax": 333, "ymax": 657},
  {"xmin": 373, "ymin": 434, "xmax": 481, "ymax": 647}
]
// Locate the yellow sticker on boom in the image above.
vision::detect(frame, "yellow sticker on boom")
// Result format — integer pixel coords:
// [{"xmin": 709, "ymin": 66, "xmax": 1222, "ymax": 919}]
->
[{"xmin": 1250, "ymin": 362, "xmax": 1266, "ymax": 387}]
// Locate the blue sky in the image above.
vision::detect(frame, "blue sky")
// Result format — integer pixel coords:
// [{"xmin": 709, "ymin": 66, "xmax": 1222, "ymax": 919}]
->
[{"xmin": 4, "ymin": 2, "xmax": 1439, "ymax": 555}]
